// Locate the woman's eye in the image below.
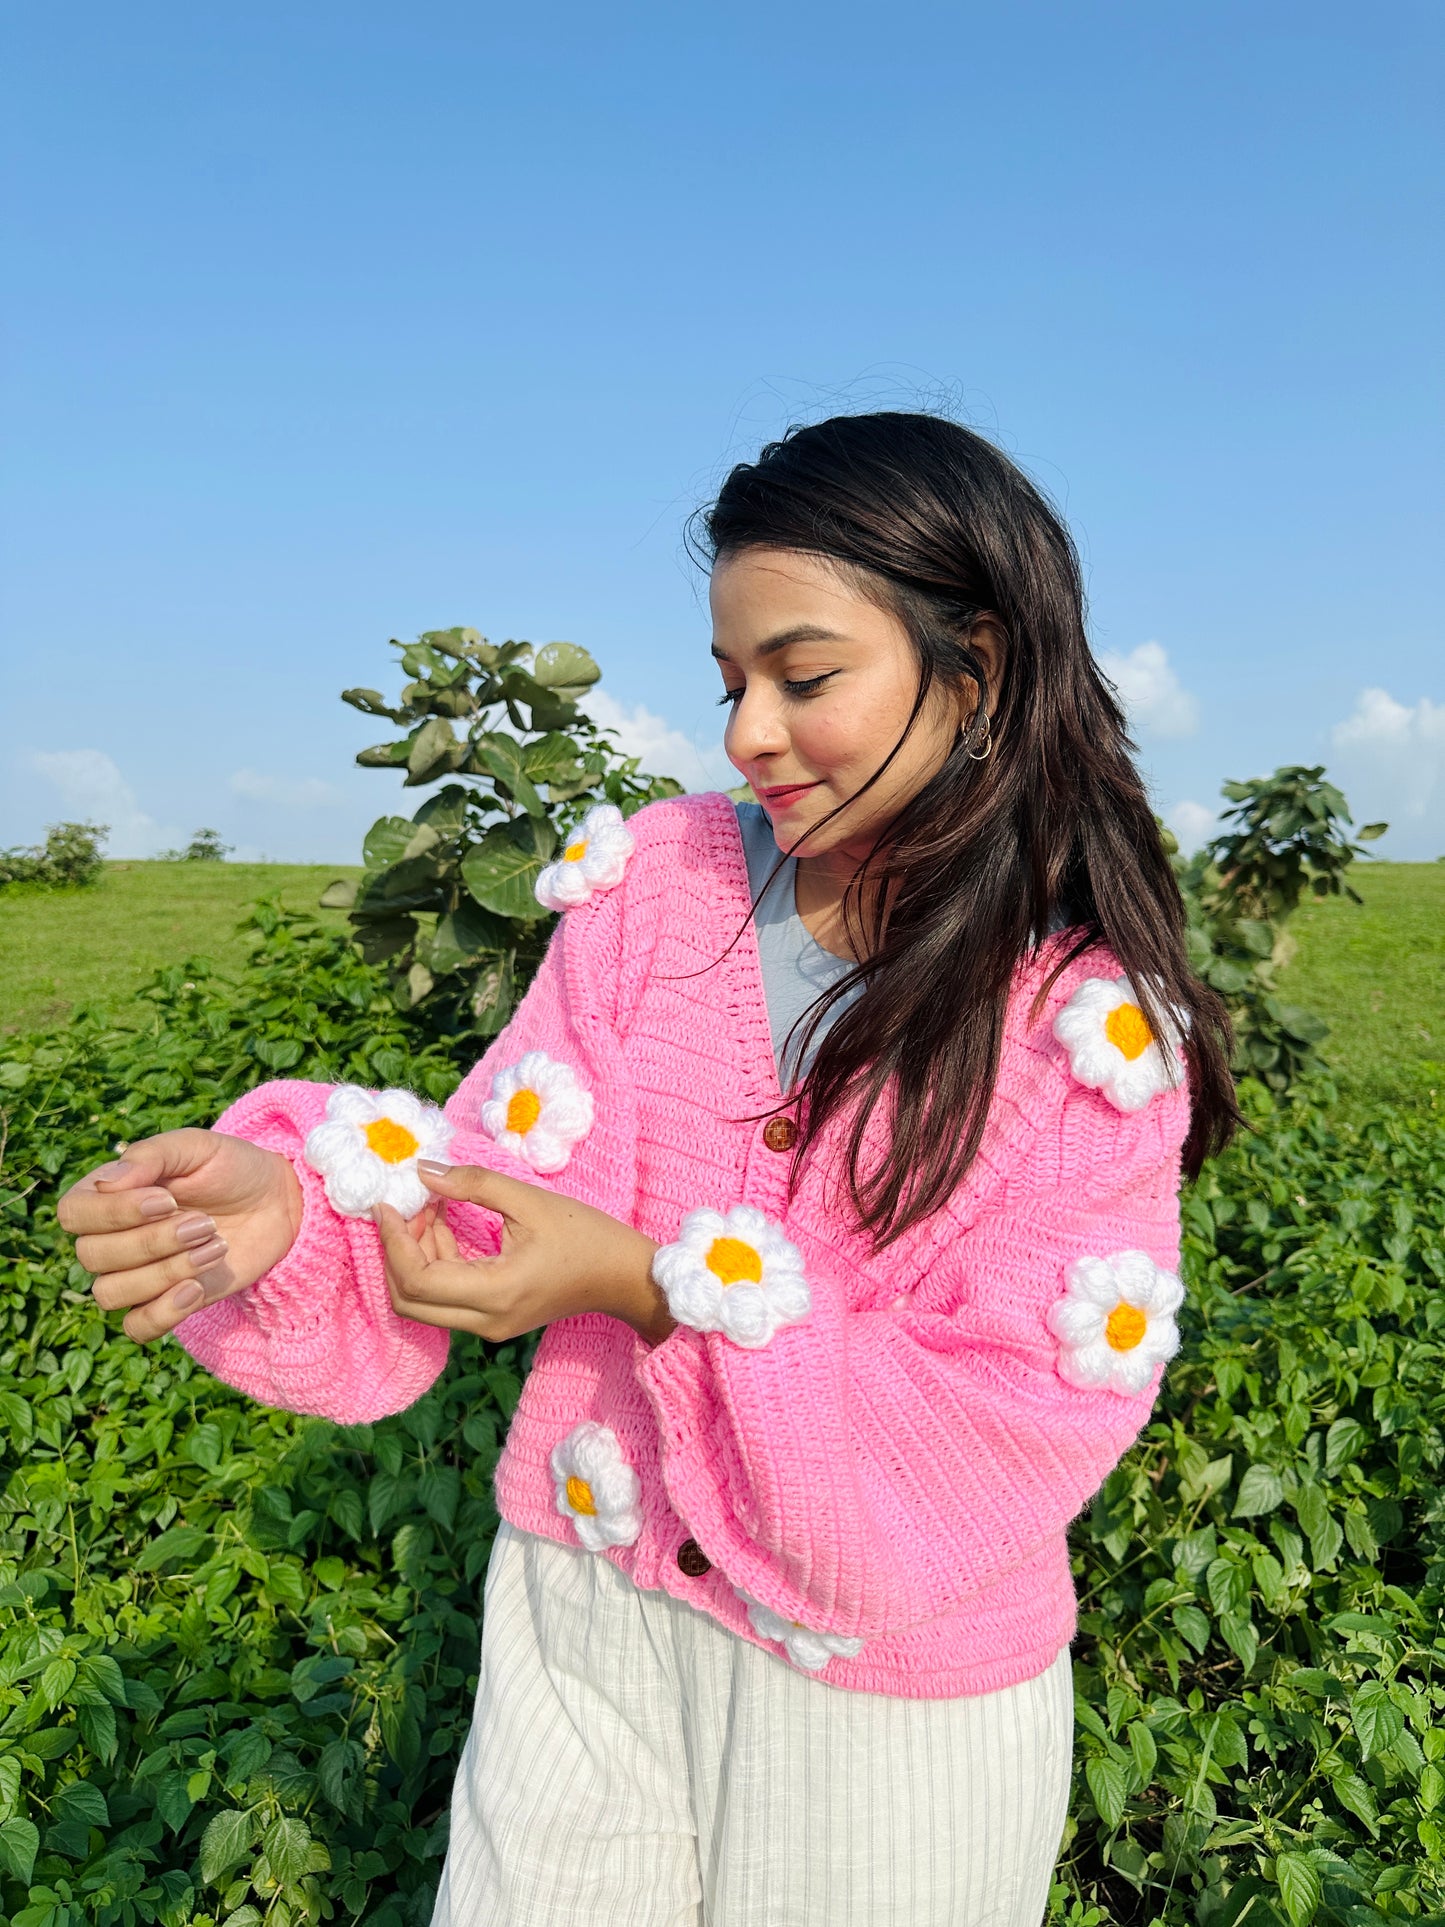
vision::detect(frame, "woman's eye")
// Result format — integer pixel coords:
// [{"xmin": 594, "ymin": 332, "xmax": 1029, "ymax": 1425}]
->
[
  {"xmin": 716, "ymin": 686, "xmax": 744, "ymax": 707},
  {"xmin": 782, "ymin": 672, "xmax": 836, "ymax": 698}
]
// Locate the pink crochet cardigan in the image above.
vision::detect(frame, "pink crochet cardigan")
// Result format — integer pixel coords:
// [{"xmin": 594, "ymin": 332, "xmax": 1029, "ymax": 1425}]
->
[{"xmin": 178, "ymin": 791, "xmax": 1190, "ymax": 1699}]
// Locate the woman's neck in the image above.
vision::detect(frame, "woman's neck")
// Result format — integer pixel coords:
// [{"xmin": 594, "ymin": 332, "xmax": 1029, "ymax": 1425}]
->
[{"xmin": 793, "ymin": 848, "xmax": 876, "ymax": 962}]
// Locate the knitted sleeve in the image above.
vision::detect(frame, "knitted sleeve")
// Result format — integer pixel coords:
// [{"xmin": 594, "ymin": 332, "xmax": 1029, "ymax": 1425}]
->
[
  {"xmin": 635, "ymin": 1071, "xmax": 1188, "ymax": 1641},
  {"xmin": 175, "ymin": 888, "xmax": 637, "ymax": 1423}
]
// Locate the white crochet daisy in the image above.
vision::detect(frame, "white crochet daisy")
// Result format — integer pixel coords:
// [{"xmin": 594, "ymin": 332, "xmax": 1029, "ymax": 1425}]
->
[
  {"xmin": 651, "ymin": 1205, "xmax": 811, "ymax": 1349},
  {"xmin": 1047, "ymin": 1250, "xmax": 1184, "ymax": 1397},
  {"xmin": 1052, "ymin": 975, "xmax": 1185, "ymax": 1112},
  {"xmin": 734, "ymin": 1587, "xmax": 865, "ymax": 1674},
  {"xmin": 533, "ymin": 803, "xmax": 635, "ymax": 911},
  {"xmin": 479, "ymin": 1050, "xmax": 594, "ymax": 1173},
  {"xmin": 303, "ymin": 1085, "xmax": 455, "ymax": 1219},
  {"xmin": 550, "ymin": 1421, "xmax": 643, "ymax": 1552}
]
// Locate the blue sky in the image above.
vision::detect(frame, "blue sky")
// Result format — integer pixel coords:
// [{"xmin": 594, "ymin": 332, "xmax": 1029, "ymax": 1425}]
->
[{"xmin": 2, "ymin": 1, "xmax": 1441, "ymax": 863}]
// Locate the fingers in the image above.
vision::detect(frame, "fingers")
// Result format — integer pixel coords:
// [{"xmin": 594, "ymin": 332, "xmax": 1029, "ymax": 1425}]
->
[
  {"xmin": 122, "ymin": 1250, "xmax": 235, "ymax": 1343},
  {"xmin": 93, "ymin": 1237, "xmax": 228, "ymax": 1312},
  {"xmin": 375, "ymin": 1204, "xmax": 497, "ymax": 1310},
  {"xmin": 417, "ymin": 1159, "xmax": 540, "ymax": 1218},
  {"xmin": 57, "ymin": 1129, "xmax": 217, "ymax": 1235},
  {"xmin": 374, "ymin": 1203, "xmax": 527, "ymax": 1338},
  {"xmin": 75, "ymin": 1211, "xmax": 222, "ymax": 1282}
]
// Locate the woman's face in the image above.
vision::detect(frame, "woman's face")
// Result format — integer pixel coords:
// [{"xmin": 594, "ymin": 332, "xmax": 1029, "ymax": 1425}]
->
[{"xmin": 709, "ymin": 547, "xmax": 989, "ymax": 862}]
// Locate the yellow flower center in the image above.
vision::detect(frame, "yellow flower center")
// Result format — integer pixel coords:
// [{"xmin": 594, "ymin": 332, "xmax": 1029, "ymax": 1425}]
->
[
  {"xmin": 1105, "ymin": 1001, "xmax": 1153, "ymax": 1061},
  {"xmin": 505, "ymin": 1088, "xmax": 542, "ymax": 1135},
  {"xmin": 563, "ymin": 839, "xmax": 588, "ymax": 862},
  {"xmin": 565, "ymin": 1475, "xmax": 596, "ymax": 1515},
  {"xmin": 364, "ymin": 1117, "xmax": 420, "ymax": 1164},
  {"xmin": 1105, "ymin": 1303, "xmax": 1149, "ymax": 1351},
  {"xmin": 705, "ymin": 1236, "xmax": 763, "ymax": 1286}
]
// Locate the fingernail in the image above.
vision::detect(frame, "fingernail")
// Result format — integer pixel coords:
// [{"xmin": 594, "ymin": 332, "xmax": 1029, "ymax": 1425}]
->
[
  {"xmin": 173, "ymin": 1281, "xmax": 205, "ymax": 1310},
  {"xmin": 417, "ymin": 1160, "xmax": 452, "ymax": 1176},
  {"xmin": 94, "ymin": 1161, "xmax": 134, "ymax": 1188},
  {"xmin": 138, "ymin": 1193, "xmax": 178, "ymax": 1220},
  {"xmin": 188, "ymin": 1237, "xmax": 227, "ymax": 1270},
  {"xmin": 175, "ymin": 1215, "xmax": 217, "ymax": 1248}
]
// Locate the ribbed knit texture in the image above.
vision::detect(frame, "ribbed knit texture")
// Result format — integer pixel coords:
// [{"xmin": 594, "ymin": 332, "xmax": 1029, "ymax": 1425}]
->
[{"xmin": 178, "ymin": 790, "xmax": 1189, "ymax": 1699}]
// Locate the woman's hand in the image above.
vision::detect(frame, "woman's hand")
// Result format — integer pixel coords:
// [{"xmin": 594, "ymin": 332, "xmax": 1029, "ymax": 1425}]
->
[
  {"xmin": 376, "ymin": 1162, "xmax": 675, "ymax": 1347},
  {"xmin": 57, "ymin": 1130, "xmax": 304, "ymax": 1342}
]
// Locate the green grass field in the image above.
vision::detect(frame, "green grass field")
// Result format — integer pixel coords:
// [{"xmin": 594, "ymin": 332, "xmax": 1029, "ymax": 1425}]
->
[
  {"xmin": 0, "ymin": 860, "xmax": 360, "ymax": 1033},
  {"xmin": 1276, "ymin": 859, "xmax": 1445, "ymax": 1104},
  {"xmin": 2, "ymin": 857, "xmax": 1441, "ymax": 1103}
]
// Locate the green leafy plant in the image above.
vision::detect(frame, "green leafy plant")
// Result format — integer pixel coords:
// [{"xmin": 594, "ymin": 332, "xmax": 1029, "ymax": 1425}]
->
[
  {"xmin": 1172, "ymin": 769, "xmax": 1387, "ymax": 1093},
  {"xmin": 1054, "ymin": 1077, "xmax": 1445, "ymax": 1923},
  {"xmin": 324, "ymin": 629, "xmax": 683, "ymax": 1035},
  {"xmin": 0, "ymin": 823, "xmax": 108, "ymax": 892},
  {"xmin": 156, "ymin": 831, "xmax": 233, "ymax": 864}
]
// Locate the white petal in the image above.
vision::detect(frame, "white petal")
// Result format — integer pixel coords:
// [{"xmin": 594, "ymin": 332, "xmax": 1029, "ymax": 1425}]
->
[
  {"xmin": 1065, "ymin": 1255, "xmax": 1122, "ymax": 1307},
  {"xmin": 719, "ymin": 1284, "xmax": 772, "ymax": 1347},
  {"xmin": 324, "ymin": 1153, "xmax": 388, "ymax": 1217},
  {"xmin": 1048, "ymin": 1298, "xmax": 1107, "ymax": 1346},
  {"xmin": 378, "ymin": 1165, "xmax": 429, "ymax": 1218},
  {"xmin": 304, "ymin": 1119, "xmax": 360, "ymax": 1172},
  {"xmin": 1055, "ymin": 1337, "xmax": 1118, "ymax": 1390},
  {"xmin": 327, "ymin": 1085, "xmax": 379, "ymax": 1125}
]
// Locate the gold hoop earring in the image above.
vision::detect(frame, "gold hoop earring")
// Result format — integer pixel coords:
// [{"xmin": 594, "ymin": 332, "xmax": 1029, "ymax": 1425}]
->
[{"xmin": 965, "ymin": 710, "xmax": 992, "ymax": 761}]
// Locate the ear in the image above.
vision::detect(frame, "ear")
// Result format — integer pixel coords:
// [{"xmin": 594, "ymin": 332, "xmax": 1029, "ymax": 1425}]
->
[{"xmin": 965, "ymin": 616, "xmax": 1008, "ymax": 716}]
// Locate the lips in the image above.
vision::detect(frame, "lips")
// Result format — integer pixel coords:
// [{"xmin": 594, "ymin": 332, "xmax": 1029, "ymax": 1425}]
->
[{"xmin": 758, "ymin": 781, "xmax": 821, "ymax": 807}]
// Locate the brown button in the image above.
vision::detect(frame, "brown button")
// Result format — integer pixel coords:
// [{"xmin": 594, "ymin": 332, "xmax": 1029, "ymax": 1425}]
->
[
  {"xmin": 676, "ymin": 1537, "xmax": 712, "ymax": 1577},
  {"xmin": 762, "ymin": 1116, "xmax": 798, "ymax": 1153}
]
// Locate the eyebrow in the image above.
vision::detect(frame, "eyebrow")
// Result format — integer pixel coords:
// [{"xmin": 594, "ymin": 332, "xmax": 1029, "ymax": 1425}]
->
[{"xmin": 710, "ymin": 624, "xmax": 849, "ymax": 663}]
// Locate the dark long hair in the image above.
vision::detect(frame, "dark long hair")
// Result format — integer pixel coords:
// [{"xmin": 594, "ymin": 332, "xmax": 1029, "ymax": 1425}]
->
[{"xmin": 696, "ymin": 411, "xmax": 1237, "ymax": 1246}]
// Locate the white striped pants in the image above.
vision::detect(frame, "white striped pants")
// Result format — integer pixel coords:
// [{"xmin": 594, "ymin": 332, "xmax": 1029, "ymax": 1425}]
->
[{"xmin": 431, "ymin": 1519, "xmax": 1073, "ymax": 1927}]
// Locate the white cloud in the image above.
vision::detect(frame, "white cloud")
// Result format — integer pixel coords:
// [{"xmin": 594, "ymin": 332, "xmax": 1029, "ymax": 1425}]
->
[
  {"xmin": 1098, "ymin": 641, "xmax": 1199, "ymax": 739},
  {"xmin": 230, "ymin": 768, "xmax": 344, "ymax": 809},
  {"xmin": 587, "ymin": 688, "xmax": 732, "ymax": 793},
  {"xmin": 1326, "ymin": 688, "xmax": 1445, "ymax": 860},
  {"xmin": 1166, "ymin": 799, "xmax": 1218, "ymax": 852},
  {"xmin": 28, "ymin": 748, "xmax": 179, "ymax": 858}
]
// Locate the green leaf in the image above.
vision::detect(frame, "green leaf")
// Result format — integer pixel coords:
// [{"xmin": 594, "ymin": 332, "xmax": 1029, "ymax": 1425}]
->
[
  {"xmin": 318, "ymin": 876, "xmax": 358, "ymax": 909},
  {"xmin": 404, "ymin": 716, "xmax": 463, "ymax": 786},
  {"xmin": 522, "ymin": 730, "xmax": 585, "ymax": 788},
  {"xmin": 0, "ymin": 1815, "xmax": 40, "ymax": 1884},
  {"xmin": 1357, "ymin": 821, "xmax": 1387, "ymax": 839},
  {"xmin": 200, "ymin": 1807, "xmax": 260, "ymax": 1886},
  {"xmin": 1084, "ymin": 1754, "xmax": 1128, "ymax": 1828},
  {"xmin": 1323, "ymin": 1417, "xmax": 1368, "ymax": 1476},
  {"xmin": 461, "ymin": 817, "xmax": 556, "ymax": 921},
  {"xmin": 1233, "ymin": 1462, "xmax": 1283, "ymax": 1516},
  {"xmin": 532, "ymin": 640, "xmax": 601, "ymax": 691},
  {"xmin": 1274, "ymin": 1850, "xmax": 1321, "ymax": 1925},
  {"xmin": 1350, "ymin": 1681, "xmax": 1403, "ymax": 1760},
  {"xmin": 263, "ymin": 1814, "xmax": 313, "ymax": 1885},
  {"xmin": 134, "ymin": 1524, "xmax": 212, "ymax": 1572},
  {"xmin": 355, "ymin": 854, "xmax": 446, "ymax": 914},
  {"xmin": 1330, "ymin": 1768, "xmax": 1379, "ymax": 1834},
  {"xmin": 471, "ymin": 732, "xmax": 546, "ymax": 816},
  {"xmin": 1171, "ymin": 1604, "xmax": 1211, "ymax": 1653},
  {"xmin": 53, "ymin": 1779, "xmax": 108, "ymax": 1826},
  {"xmin": 427, "ymin": 900, "xmax": 511, "ymax": 976},
  {"xmin": 1126, "ymin": 1720, "xmax": 1157, "ymax": 1786}
]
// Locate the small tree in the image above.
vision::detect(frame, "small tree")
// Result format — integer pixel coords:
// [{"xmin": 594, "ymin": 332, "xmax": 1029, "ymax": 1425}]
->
[
  {"xmin": 1172, "ymin": 765, "xmax": 1386, "ymax": 1090},
  {"xmin": 157, "ymin": 828, "xmax": 233, "ymax": 862},
  {"xmin": 323, "ymin": 628, "xmax": 683, "ymax": 1036}
]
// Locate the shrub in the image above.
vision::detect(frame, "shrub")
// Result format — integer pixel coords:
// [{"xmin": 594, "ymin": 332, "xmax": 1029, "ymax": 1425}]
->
[
  {"xmin": 325, "ymin": 629, "xmax": 682, "ymax": 1036},
  {"xmin": 0, "ymin": 823, "xmax": 108, "ymax": 892},
  {"xmin": 1, "ymin": 910, "xmax": 1441, "ymax": 1925}
]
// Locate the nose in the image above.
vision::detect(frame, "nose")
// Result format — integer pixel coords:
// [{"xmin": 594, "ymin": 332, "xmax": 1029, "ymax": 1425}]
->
[{"xmin": 724, "ymin": 684, "xmax": 789, "ymax": 767}]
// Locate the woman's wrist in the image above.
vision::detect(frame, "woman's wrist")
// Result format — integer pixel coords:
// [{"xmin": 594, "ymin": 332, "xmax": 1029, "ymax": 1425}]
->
[{"xmin": 607, "ymin": 1231, "xmax": 674, "ymax": 1345}]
